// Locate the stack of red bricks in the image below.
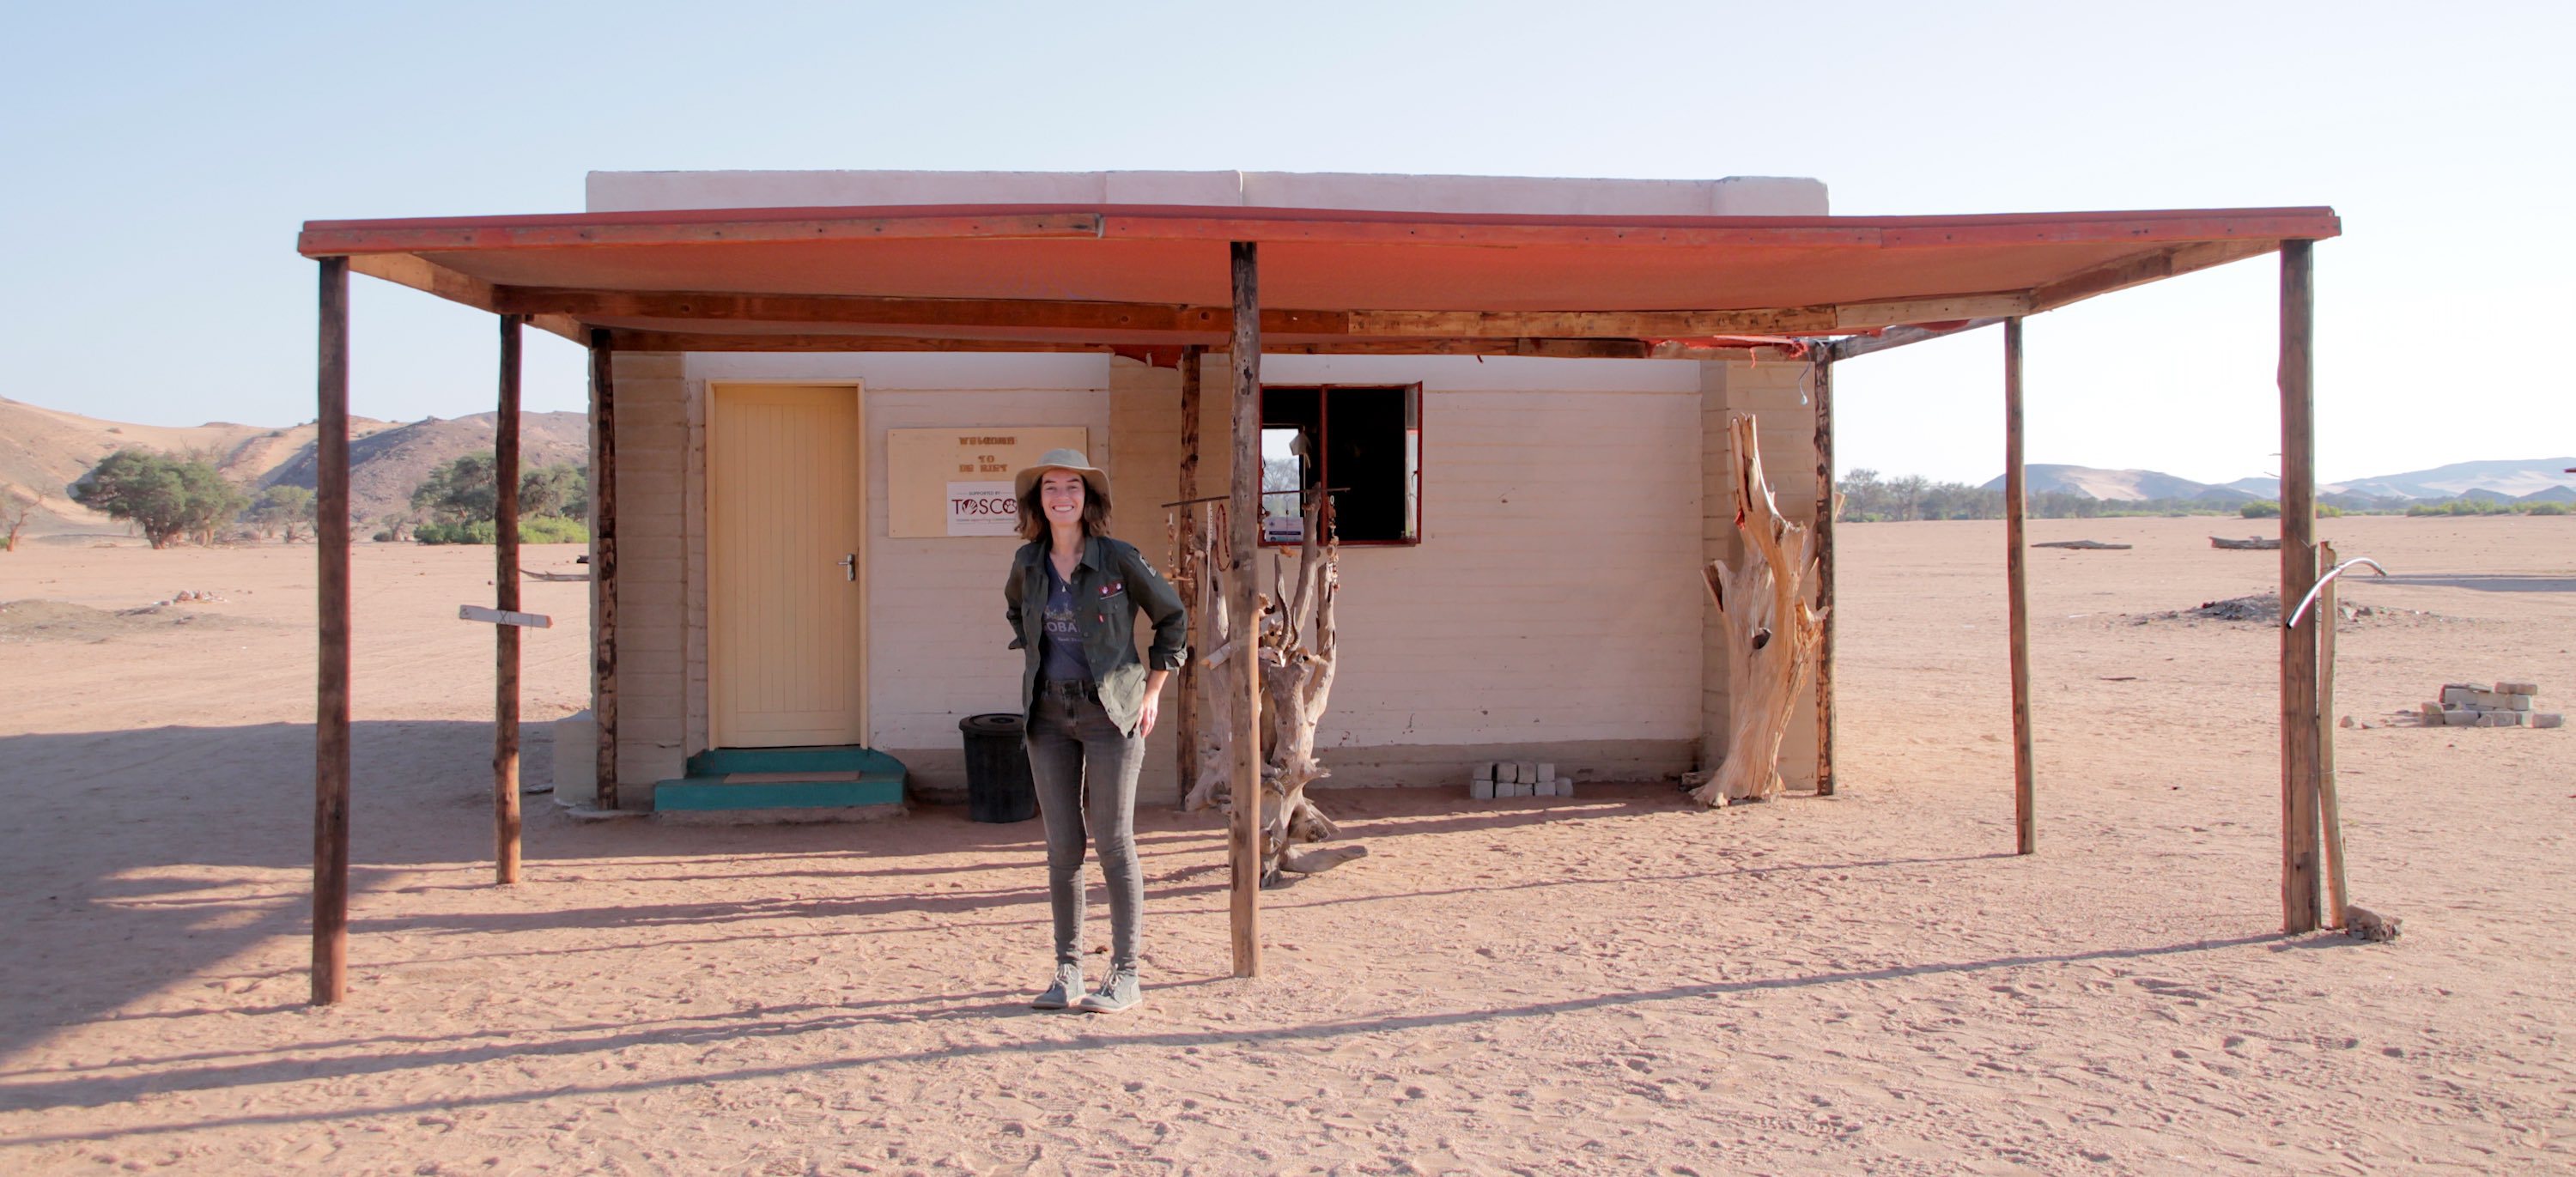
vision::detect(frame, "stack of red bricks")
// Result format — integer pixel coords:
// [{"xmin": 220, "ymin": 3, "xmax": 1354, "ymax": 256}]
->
[{"xmin": 2423, "ymin": 681, "xmax": 2561, "ymax": 728}]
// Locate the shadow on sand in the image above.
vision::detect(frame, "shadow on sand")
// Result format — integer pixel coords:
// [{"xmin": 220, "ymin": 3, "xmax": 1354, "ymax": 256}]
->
[{"xmin": 0, "ymin": 720, "xmax": 1702, "ymax": 1066}]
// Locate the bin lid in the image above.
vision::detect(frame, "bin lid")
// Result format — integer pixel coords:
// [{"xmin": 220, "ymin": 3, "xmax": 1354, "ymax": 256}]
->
[{"xmin": 959, "ymin": 713, "xmax": 1024, "ymax": 735}]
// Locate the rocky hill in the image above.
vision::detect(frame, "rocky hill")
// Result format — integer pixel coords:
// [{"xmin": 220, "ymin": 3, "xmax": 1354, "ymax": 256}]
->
[
  {"xmin": 0, "ymin": 396, "xmax": 399, "ymax": 535},
  {"xmin": 264, "ymin": 411, "xmax": 590, "ymax": 526},
  {"xmin": 0, "ymin": 397, "xmax": 583, "ymax": 538}
]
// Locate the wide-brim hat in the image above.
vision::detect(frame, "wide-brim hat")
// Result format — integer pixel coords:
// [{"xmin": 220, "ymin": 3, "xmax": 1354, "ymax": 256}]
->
[{"xmin": 1014, "ymin": 447, "xmax": 1111, "ymax": 507}]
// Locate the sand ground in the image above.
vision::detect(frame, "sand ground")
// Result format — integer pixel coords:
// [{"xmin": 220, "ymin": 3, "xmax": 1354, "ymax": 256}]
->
[{"xmin": 1, "ymin": 516, "xmax": 2570, "ymax": 1174}]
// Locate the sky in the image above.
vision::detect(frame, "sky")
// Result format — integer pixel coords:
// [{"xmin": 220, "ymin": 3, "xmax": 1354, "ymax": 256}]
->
[{"xmin": 3, "ymin": 1, "xmax": 2568, "ymax": 487}]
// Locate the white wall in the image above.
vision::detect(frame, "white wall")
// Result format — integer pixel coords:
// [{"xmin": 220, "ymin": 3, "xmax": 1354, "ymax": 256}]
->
[
  {"xmin": 680, "ymin": 354, "xmax": 1113, "ymax": 764},
  {"xmin": 1255, "ymin": 356, "xmax": 1706, "ymax": 754},
  {"xmin": 606, "ymin": 349, "xmax": 1823, "ymax": 800}
]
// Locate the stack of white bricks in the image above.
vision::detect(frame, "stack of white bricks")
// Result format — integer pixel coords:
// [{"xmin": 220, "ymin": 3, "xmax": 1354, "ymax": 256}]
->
[
  {"xmin": 1470, "ymin": 761, "xmax": 1574, "ymax": 799},
  {"xmin": 2423, "ymin": 681, "xmax": 2562, "ymax": 728}
]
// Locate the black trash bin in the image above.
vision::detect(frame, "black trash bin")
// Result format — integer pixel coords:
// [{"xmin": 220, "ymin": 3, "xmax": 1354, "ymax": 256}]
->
[{"xmin": 959, "ymin": 713, "xmax": 1037, "ymax": 823}]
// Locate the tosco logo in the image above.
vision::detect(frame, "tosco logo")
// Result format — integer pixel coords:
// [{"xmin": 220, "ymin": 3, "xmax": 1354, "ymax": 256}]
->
[{"xmin": 951, "ymin": 495, "xmax": 1018, "ymax": 516}]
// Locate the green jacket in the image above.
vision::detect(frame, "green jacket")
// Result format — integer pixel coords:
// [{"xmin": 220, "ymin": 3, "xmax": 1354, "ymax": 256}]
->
[{"xmin": 1005, "ymin": 535, "xmax": 1189, "ymax": 735}]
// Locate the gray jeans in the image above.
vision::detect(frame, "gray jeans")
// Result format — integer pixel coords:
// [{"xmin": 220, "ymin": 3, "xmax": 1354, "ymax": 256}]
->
[{"xmin": 1026, "ymin": 690, "xmax": 1145, "ymax": 973}]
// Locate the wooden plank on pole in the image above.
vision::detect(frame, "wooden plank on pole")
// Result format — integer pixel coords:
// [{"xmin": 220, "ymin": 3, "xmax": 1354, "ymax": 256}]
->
[
  {"xmin": 2279, "ymin": 240, "xmax": 2323, "ymax": 935},
  {"xmin": 1813, "ymin": 355, "xmax": 1836, "ymax": 797},
  {"xmin": 495, "ymin": 313, "xmax": 524, "ymax": 885},
  {"xmin": 313, "ymin": 256, "xmax": 351, "ymax": 1006},
  {"xmin": 588, "ymin": 329, "xmax": 620, "ymax": 810},
  {"xmin": 2318, "ymin": 539, "xmax": 2348, "ymax": 929},
  {"xmin": 2003, "ymin": 318, "xmax": 2036, "ymax": 856},
  {"xmin": 1174, "ymin": 345, "xmax": 1204, "ymax": 810},
  {"xmin": 461, "ymin": 605, "xmax": 551, "ymax": 628},
  {"xmin": 1227, "ymin": 242, "xmax": 1262, "ymax": 979},
  {"xmin": 1825, "ymin": 318, "xmax": 2006, "ymax": 363}
]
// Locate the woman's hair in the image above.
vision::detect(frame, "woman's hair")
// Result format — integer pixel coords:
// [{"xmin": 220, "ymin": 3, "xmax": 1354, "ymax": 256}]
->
[{"xmin": 1015, "ymin": 474, "xmax": 1111, "ymax": 541}]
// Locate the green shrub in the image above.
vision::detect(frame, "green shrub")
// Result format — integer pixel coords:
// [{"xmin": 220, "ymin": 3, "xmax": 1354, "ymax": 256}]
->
[
  {"xmin": 2240, "ymin": 501, "xmax": 2281, "ymax": 519},
  {"xmin": 2526, "ymin": 501, "xmax": 2569, "ymax": 516},
  {"xmin": 519, "ymin": 516, "xmax": 589, "ymax": 543},
  {"xmin": 416, "ymin": 520, "xmax": 496, "ymax": 545},
  {"xmin": 416, "ymin": 518, "xmax": 589, "ymax": 544}
]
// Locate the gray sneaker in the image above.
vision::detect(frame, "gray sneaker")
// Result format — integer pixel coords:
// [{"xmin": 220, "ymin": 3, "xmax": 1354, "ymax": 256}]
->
[
  {"xmin": 1078, "ymin": 968, "xmax": 1142, "ymax": 1014},
  {"xmin": 1031, "ymin": 963, "xmax": 1082, "ymax": 1010}
]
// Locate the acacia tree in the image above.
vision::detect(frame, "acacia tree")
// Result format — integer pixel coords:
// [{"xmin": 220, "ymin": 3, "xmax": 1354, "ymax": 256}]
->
[
  {"xmin": 517, "ymin": 462, "xmax": 588, "ymax": 519},
  {"xmin": 1836, "ymin": 468, "xmax": 1883, "ymax": 521},
  {"xmin": 412, "ymin": 452, "xmax": 500, "ymax": 525},
  {"xmin": 247, "ymin": 485, "xmax": 317, "ymax": 542},
  {"xmin": 413, "ymin": 452, "xmax": 588, "ymax": 528},
  {"xmin": 70, "ymin": 450, "xmax": 247, "ymax": 549}
]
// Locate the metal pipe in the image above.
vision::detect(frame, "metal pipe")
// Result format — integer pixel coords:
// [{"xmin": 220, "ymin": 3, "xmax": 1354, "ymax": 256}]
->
[{"xmin": 2284, "ymin": 556, "xmax": 2388, "ymax": 630}]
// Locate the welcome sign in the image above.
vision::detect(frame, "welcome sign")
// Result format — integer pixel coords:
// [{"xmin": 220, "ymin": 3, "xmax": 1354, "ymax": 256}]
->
[{"xmin": 885, "ymin": 428, "xmax": 1091, "ymax": 538}]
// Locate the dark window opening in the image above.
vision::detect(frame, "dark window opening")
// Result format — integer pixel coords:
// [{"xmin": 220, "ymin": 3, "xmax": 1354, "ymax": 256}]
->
[{"xmin": 1259, "ymin": 384, "xmax": 1421, "ymax": 545}]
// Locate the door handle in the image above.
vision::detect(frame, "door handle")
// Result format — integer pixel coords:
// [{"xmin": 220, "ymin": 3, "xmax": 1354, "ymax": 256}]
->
[{"xmin": 837, "ymin": 553, "xmax": 857, "ymax": 582}]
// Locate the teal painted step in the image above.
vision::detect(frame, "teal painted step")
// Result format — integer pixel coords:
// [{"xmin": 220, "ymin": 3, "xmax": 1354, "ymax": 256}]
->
[
  {"xmin": 653, "ymin": 775, "xmax": 906, "ymax": 812},
  {"xmin": 687, "ymin": 745, "xmax": 907, "ymax": 779},
  {"xmin": 658, "ymin": 745, "xmax": 909, "ymax": 812}
]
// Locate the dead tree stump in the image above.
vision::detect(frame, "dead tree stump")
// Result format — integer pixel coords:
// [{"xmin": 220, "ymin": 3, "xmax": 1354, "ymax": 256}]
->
[
  {"xmin": 1182, "ymin": 494, "xmax": 1365, "ymax": 883},
  {"xmin": 1694, "ymin": 414, "xmax": 1828, "ymax": 807}
]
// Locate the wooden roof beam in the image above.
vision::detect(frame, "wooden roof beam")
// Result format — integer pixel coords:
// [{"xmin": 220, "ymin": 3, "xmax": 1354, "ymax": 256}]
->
[
  {"xmin": 343, "ymin": 256, "xmax": 586, "ymax": 343},
  {"xmin": 2028, "ymin": 239, "xmax": 2280, "ymax": 313},
  {"xmin": 1832, "ymin": 294, "xmax": 2030, "ymax": 331},
  {"xmin": 601, "ymin": 331, "xmax": 1803, "ymax": 361},
  {"xmin": 502, "ymin": 287, "xmax": 1842, "ymax": 338},
  {"xmin": 1826, "ymin": 319, "xmax": 2008, "ymax": 362}
]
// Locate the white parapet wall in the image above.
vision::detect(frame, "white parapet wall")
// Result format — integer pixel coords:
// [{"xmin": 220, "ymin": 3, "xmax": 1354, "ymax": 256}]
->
[{"xmin": 587, "ymin": 169, "xmax": 1827, "ymax": 217}]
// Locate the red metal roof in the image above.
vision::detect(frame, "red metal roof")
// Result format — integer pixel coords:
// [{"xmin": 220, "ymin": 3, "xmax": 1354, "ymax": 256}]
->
[{"xmin": 297, "ymin": 203, "xmax": 2340, "ymax": 352}]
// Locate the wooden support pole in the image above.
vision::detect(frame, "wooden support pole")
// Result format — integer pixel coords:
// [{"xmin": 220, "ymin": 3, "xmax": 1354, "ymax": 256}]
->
[
  {"xmin": 2279, "ymin": 240, "xmax": 2323, "ymax": 933},
  {"xmin": 494, "ymin": 314, "xmax": 525, "ymax": 883},
  {"xmin": 2318, "ymin": 539, "xmax": 2348, "ymax": 928},
  {"xmin": 2003, "ymin": 318, "xmax": 2036, "ymax": 856},
  {"xmin": 1813, "ymin": 355, "xmax": 1836, "ymax": 796},
  {"xmin": 1227, "ymin": 243, "xmax": 1263, "ymax": 979},
  {"xmin": 588, "ymin": 329, "xmax": 620, "ymax": 810},
  {"xmin": 312, "ymin": 256, "xmax": 351, "ymax": 1006},
  {"xmin": 1174, "ymin": 345, "xmax": 1205, "ymax": 810}
]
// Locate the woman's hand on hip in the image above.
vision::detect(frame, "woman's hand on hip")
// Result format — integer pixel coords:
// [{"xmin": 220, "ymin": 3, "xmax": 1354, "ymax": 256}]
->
[{"xmin": 1139, "ymin": 668, "xmax": 1170, "ymax": 738}]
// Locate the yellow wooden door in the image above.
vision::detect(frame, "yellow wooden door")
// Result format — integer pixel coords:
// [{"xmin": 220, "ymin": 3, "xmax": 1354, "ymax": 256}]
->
[{"xmin": 710, "ymin": 383, "xmax": 866, "ymax": 747}]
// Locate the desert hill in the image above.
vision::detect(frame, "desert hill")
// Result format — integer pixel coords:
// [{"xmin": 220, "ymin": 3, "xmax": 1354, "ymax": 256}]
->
[
  {"xmin": 0, "ymin": 396, "xmax": 398, "ymax": 535},
  {"xmin": 264, "ymin": 410, "xmax": 590, "ymax": 526},
  {"xmin": 1978, "ymin": 464, "xmax": 2257, "ymax": 503},
  {"xmin": 0, "ymin": 397, "xmax": 582, "ymax": 538},
  {"xmin": 1998, "ymin": 459, "xmax": 2576, "ymax": 506},
  {"xmin": 2226, "ymin": 458, "xmax": 2576, "ymax": 502}
]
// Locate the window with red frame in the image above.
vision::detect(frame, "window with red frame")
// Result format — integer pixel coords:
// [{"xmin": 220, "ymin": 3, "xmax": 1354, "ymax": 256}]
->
[{"xmin": 1258, "ymin": 384, "xmax": 1421, "ymax": 546}]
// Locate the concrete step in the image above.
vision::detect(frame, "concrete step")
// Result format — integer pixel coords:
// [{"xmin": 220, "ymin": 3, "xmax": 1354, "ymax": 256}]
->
[
  {"xmin": 653, "ymin": 774, "xmax": 905, "ymax": 813},
  {"xmin": 687, "ymin": 745, "xmax": 906, "ymax": 779}
]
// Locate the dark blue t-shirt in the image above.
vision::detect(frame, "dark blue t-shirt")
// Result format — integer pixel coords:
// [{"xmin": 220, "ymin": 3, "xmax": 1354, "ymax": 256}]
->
[{"xmin": 1038, "ymin": 559, "xmax": 1092, "ymax": 683}]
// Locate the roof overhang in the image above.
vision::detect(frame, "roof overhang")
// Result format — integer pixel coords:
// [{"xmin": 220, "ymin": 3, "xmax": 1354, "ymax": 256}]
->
[{"xmin": 297, "ymin": 203, "xmax": 2341, "ymax": 358}]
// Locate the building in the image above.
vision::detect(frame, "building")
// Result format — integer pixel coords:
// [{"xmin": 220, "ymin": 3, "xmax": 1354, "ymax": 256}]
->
[{"xmin": 294, "ymin": 170, "xmax": 2343, "ymax": 999}]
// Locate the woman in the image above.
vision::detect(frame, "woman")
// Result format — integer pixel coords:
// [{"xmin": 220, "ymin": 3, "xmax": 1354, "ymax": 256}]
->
[{"xmin": 1003, "ymin": 448, "xmax": 1188, "ymax": 1013}]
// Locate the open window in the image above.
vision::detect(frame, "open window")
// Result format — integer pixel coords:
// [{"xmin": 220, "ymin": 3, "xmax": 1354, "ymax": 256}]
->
[{"xmin": 1260, "ymin": 384, "xmax": 1422, "ymax": 546}]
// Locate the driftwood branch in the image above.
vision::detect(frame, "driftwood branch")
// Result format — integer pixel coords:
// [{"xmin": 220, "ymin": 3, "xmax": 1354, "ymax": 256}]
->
[
  {"xmin": 1182, "ymin": 490, "xmax": 1363, "ymax": 883},
  {"xmin": 1692, "ymin": 414, "xmax": 1828, "ymax": 806}
]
